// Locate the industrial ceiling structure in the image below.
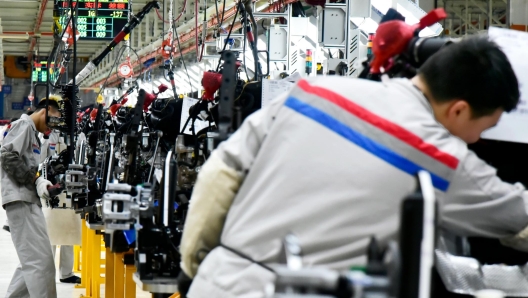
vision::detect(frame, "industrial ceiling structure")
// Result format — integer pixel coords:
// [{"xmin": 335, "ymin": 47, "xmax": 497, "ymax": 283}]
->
[{"xmin": 0, "ymin": 0, "xmax": 510, "ymax": 95}]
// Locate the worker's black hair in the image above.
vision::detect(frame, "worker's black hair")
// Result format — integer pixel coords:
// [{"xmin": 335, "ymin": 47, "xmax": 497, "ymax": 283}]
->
[
  {"xmin": 26, "ymin": 110, "xmax": 34, "ymax": 116},
  {"xmin": 10, "ymin": 117, "xmax": 19, "ymax": 122},
  {"xmin": 35, "ymin": 99, "xmax": 60, "ymax": 112},
  {"xmin": 418, "ymin": 35, "xmax": 520, "ymax": 118}
]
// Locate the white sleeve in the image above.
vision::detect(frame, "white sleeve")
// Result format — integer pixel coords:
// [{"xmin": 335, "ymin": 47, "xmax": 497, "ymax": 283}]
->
[
  {"xmin": 440, "ymin": 150, "xmax": 528, "ymax": 250},
  {"xmin": 180, "ymin": 94, "xmax": 288, "ymax": 277}
]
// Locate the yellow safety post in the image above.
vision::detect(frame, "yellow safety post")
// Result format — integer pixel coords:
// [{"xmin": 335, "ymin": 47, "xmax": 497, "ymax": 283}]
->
[
  {"xmin": 105, "ymin": 247, "xmax": 115, "ymax": 297},
  {"xmin": 169, "ymin": 293, "xmax": 181, "ymax": 298},
  {"xmin": 76, "ymin": 219, "xmax": 88, "ymax": 289},
  {"xmin": 82, "ymin": 226, "xmax": 105, "ymax": 298},
  {"xmin": 83, "ymin": 227, "xmax": 94, "ymax": 297},
  {"xmin": 114, "ymin": 252, "xmax": 125, "ymax": 298},
  {"xmin": 73, "ymin": 245, "xmax": 82, "ymax": 273},
  {"xmin": 90, "ymin": 229, "xmax": 102, "ymax": 298},
  {"xmin": 124, "ymin": 261, "xmax": 136, "ymax": 298}
]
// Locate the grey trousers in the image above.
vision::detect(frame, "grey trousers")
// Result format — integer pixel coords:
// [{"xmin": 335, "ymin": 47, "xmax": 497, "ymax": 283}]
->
[
  {"xmin": 51, "ymin": 245, "xmax": 75, "ymax": 279},
  {"xmin": 5, "ymin": 202, "xmax": 57, "ymax": 298}
]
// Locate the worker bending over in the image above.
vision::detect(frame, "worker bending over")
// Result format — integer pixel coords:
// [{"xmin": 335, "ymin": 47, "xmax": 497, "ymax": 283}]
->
[
  {"xmin": 1, "ymin": 100, "xmax": 61, "ymax": 298},
  {"xmin": 179, "ymin": 35, "xmax": 528, "ymax": 297}
]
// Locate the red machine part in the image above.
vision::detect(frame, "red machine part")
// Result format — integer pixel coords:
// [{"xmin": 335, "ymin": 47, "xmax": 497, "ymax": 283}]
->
[
  {"xmin": 143, "ymin": 92, "xmax": 157, "ymax": 112},
  {"xmin": 90, "ymin": 109, "xmax": 98, "ymax": 122},
  {"xmin": 157, "ymin": 84, "xmax": 169, "ymax": 94},
  {"xmin": 160, "ymin": 32, "xmax": 173, "ymax": 60},
  {"xmin": 62, "ymin": 21, "xmax": 80, "ymax": 48},
  {"xmin": 201, "ymin": 71, "xmax": 222, "ymax": 101},
  {"xmin": 77, "ymin": 112, "xmax": 84, "ymax": 123},
  {"xmin": 118, "ymin": 59, "xmax": 134, "ymax": 79},
  {"xmin": 142, "ymin": 84, "xmax": 170, "ymax": 112},
  {"xmin": 109, "ymin": 104, "xmax": 122, "ymax": 116},
  {"xmin": 370, "ymin": 8, "xmax": 447, "ymax": 74}
]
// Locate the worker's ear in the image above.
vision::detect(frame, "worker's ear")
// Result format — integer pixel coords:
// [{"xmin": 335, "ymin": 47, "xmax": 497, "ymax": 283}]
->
[{"xmin": 446, "ymin": 100, "xmax": 471, "ymax": 121}]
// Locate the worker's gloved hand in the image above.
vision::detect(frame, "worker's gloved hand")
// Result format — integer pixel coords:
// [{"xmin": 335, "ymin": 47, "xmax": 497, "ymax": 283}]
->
[{"xmin": 35, "ymin": 177, "xmax": 53, "ymax": 200}]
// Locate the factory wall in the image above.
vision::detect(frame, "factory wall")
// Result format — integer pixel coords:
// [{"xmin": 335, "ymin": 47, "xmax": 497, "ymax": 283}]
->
[
  {"xmin": 1, "ymin": 60, "xmax": 97, "ymax": 119},
  {"xmin": 1, "ymin": 77, "xmax": 34, "ymax": 119},
  {"xmin": 511, "ymin": 0, "xmax": 528, "ymax": 28},
  {"xmin": 418, "ymin": 0, "xmax": 435, "ymax": 13}
]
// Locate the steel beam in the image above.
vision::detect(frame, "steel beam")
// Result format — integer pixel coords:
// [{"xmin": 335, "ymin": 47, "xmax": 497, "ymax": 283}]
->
[{"xmin": 469, "ymin": 0, "xmax": 502, "ymax": 25}]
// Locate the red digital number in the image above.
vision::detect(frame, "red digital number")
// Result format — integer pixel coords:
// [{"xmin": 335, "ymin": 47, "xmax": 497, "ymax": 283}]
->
[
  {"xmin": 117, "ymin": 3, "xmax": 125, "ymax": 9},
  {"xmin": 84, "ymin": 2, "xmax": 92, "ymax": 8},
  {"xmin": 62, "ymin": 1, "xmax": 77, "ymax": 8},
  {"xmin": 109, "ymin": 3, "xmax": 116, "ymax": 8}
]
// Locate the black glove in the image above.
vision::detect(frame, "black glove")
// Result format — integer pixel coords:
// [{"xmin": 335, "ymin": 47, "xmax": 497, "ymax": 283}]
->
[{"xmin": 177, "ymin": 270, "xmax": 193, "ymax": 298}]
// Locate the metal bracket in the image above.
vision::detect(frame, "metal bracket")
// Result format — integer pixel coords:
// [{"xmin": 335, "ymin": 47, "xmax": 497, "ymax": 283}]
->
[
  {"xmin": 203, "ymin": 41, "xmax": 220, "ymax": 59},
  {"xmin": 65, "ymin": 164, "xmax": 88, "ymax": 195},
  {"xmin": 217, "ymin": 33, "xmax": 246, "ymax": 52},
  {"xmin": 142, "ymin": 132, "xmax": 150, "ymax": 148},
  {"xmin": 103, "ymin": 183, "xmax": 152, "ymax": 230},
  {"xmin": 268, "ymin": 25, "xmax": 288, "ymax": 62},
  {"xmin": 320, "ymin": 4, "xmax": 348, "ymax": 48},
  {"xmin": 253, "ymin": 11, "xmax": 288, "ymax": 18}
]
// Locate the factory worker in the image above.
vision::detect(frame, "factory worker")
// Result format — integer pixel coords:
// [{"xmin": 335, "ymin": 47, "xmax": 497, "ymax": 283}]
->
[
  {"xmin": 179, "ymin": 35, "xmax": 528, "ymax": 298},
  {"xmin": 37, "ymin": 127, "xmax": 81, "ymax": 284},
  {"xmin": 1, "ymin": 99, "xmax": 61, "ymax": 298}
]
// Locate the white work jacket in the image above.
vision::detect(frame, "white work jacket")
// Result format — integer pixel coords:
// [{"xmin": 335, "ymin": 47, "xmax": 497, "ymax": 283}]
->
[{"xmin": 184, "ymin": 77, "xmax": 528, "ymax": 298}]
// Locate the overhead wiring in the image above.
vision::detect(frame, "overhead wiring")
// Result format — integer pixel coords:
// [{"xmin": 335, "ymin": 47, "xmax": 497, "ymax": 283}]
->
[
  {"xmin": 155, "ymin": 7, "xmax": 171, "ymax": 23},
  {"xmin": 219, "ymin": 0, "xmax": 226, "ymax": 27},
  {"xmin": 128, "ymin": 46, "xmax": 144, "ymax": 85},
  {"xmin": 195, "ymin": 0, "xmax": 206, "ymax": 62},
  {"xmin": 155, "ymin": 0, "xmax": 187, "ymax": 24},
  {"xmin": 173, "ymin": 18, "xmax": 195, "ymax": 95},
  {"xmin": 174, "ymin": 0, "xmax": 187, "ymax": 22},
  {"xmin": 49, "ymin": 13, "xmax": 74, "ymax": 89},
  {"xmin": 214, "ymin": 0, "xmax": 221, "ymax": 25},
  {"xmin": 215, "ymin": 3, "xmax": 240, "ymax": 72},
  {"xmin": 96, "ymin": 45, "xmax": 128, "ymax": 99}
]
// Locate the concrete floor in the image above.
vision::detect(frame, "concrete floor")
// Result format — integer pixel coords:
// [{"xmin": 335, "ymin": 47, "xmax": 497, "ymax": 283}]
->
[{"xmin": 0, "ymin": 206, "xmax": 153, "ymax": 298}]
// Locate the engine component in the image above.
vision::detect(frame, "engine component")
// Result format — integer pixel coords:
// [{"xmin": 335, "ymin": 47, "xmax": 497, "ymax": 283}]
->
[{"xmin": 103, "ymin": 183, "xmax": 152, "ymax": 230}]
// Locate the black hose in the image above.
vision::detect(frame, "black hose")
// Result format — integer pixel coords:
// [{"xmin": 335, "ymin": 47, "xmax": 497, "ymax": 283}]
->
[
  {"xmin": 215, "ymin": 4, "xmax": 240, "ymax": 72},
  {"xmin": 69, "ymin": 0, "xmax": 77, "ymax": 165}
]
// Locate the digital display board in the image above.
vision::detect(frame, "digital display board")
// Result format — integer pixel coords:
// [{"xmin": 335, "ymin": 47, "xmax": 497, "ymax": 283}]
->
[
  {"xmin": 57, "ymin": 0, "xmax": 129, "ymax": 40},
  {"xmin": 32, "ymin": 61, "xmax": 58, "ymax": 83}
]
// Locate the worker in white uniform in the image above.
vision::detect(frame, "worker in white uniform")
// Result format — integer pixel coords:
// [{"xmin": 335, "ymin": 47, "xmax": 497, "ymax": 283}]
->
[
  {"xmin": 179, "ymin": 35, "xmax": 528, "ymax": 297},
  {"xmin": 38, "ymin": 129, "xmax": 81, "ymax": 284},
  {"xmin": 1, "ymin": 100, "xmax": 61, "ymax": 298}
]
